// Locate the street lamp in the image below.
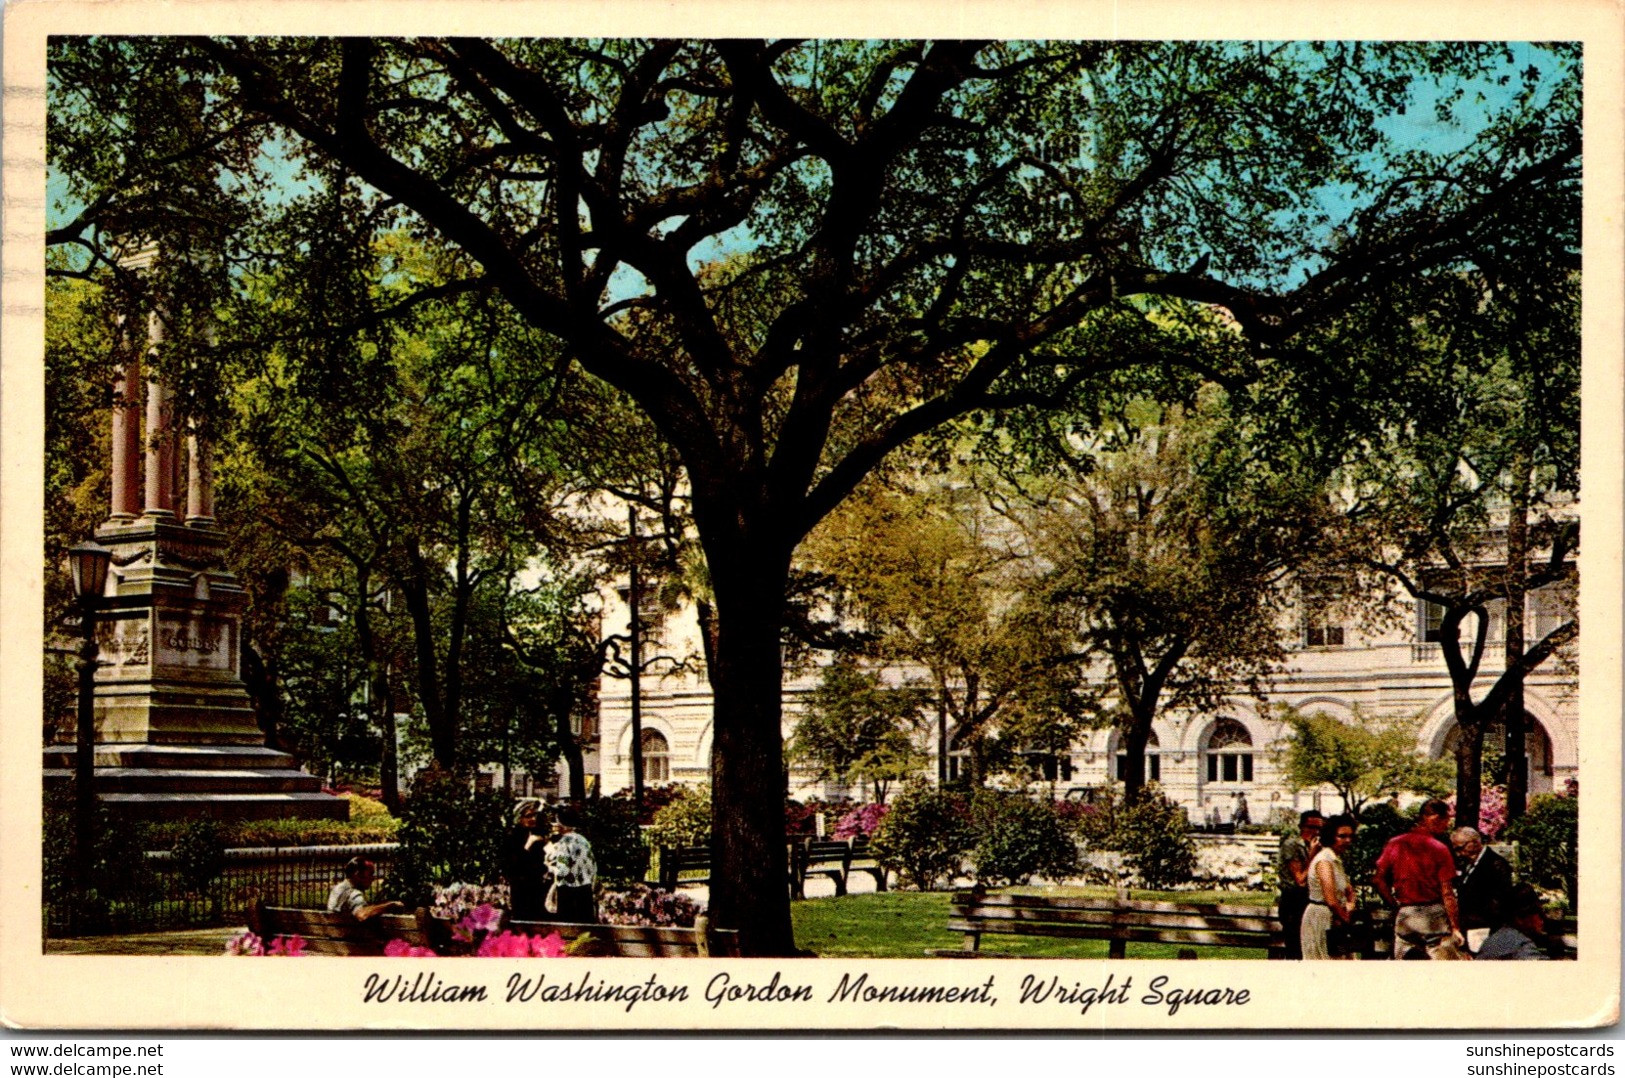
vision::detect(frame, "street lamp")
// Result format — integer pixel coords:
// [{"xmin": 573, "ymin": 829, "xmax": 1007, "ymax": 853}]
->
[{"xmin": 67, "ymin": 541, "xmax": 111, "ymax": 921}]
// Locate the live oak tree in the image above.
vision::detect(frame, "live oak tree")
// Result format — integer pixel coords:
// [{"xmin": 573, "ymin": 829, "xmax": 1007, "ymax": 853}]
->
[
  {"xmin": 802, "ymin": 480, "xmax": 1090, "ymax": 789},
  {"xmin": 1334, "ymin": 273, "xmax": 1579, "ymax": 829},
  {"xmin": 48, "ymin": 39, "xmax": 1579, "ymax": 954},
  {"xmin": 1014, "ymin": 388, "xmax": 1335, "ymax": 804}
]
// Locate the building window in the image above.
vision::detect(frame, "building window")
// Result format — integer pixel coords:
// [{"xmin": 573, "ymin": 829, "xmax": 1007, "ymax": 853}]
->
[
  {"xmin": 1420, "ymin": 600, "xmax": 1446, "ymax": 643},
  {"xmin": 1203, "ymin": 718, "xmax": 1254, "ymax": 784},
  {"xmin": 1301, "ymin": 585, "xmax": 1345, "ymax": 647},
  {"xmin": 640, "ymin": 729, "xmax": 670, "ymax": 783},
  {"xmin": 1115, "ymin": 729, "xmax": 1161, "ymax": 783},
  {"xmin": 1025, "ymin": 753, "xmax": 1074, "ymax": 783}
]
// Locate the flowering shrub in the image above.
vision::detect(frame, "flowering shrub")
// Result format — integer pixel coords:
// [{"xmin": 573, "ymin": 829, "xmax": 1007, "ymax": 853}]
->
[
  {"xmin": 224, "ymin": 930, "xmax": 306, "ymax": 956},
  {"xmin": 609, "ymin": 783, "xmax": 689, "ymax": 826},
  {"xmin": 384, "ymin": 926, "xmax": 569, "ymax": 959},
  {"xmin": 431, "ymin": 882, "xmax": 510, "ymax": 921},
  {"xmin": 1447, "ymin": 786, "xmax": 1508, "ymax": 840},
  {"xmin": 1188, "ymin": 842, "xmax": 1272, "ymax": 891},
  {"xmin": 597, "ymin": 884, "xmax": 705, "ymax": 927},
  {"xmin": 833, "ymin": 803, "xmax": 888, "ymax": 839}
]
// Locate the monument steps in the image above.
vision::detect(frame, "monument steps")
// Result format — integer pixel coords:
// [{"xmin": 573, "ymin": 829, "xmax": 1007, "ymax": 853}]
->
[{"xmin": 44, "ymin": 765, "xmax": 326, "ymax": 795}]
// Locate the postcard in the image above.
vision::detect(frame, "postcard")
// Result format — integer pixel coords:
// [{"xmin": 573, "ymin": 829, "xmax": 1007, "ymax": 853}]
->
[{"xmin": 2, "ymin": 0, "xmax": 1620, "ymax": 1031}]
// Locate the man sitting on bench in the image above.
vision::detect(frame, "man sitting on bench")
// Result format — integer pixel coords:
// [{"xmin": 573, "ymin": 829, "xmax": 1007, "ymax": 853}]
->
[{"xmin": 327, "ymin": 856, "xmax": 406, "ymax": 922}]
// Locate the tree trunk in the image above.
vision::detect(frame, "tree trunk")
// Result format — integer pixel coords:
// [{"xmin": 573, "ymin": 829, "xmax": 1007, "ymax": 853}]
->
[
  {"xmin": 1120, "ymin": 709, "xmax": 1153, "ymax": 805},
  {"xmin": 552, "ymin": 685, "xmax": 587, "ymax": 801},
  {"xmin": 399, "ymin": 553, "xmax": 455, "ymax": 767},
  {"xmin": 352, "ymin": 565, "xmax": 400, "ymax": 812},
  {"xmin": 1453, "ymin": 713, "xmax": 1487, "ymax": 829},
  {"xmin": 704, "ymin": 552, "xmax": 798, "ymax": 957}
]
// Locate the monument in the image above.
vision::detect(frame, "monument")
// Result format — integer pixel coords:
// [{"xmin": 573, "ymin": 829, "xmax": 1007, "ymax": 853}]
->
[{"xmin": 44, "ymin": 260, "xmax": 347, "ymax": 821}]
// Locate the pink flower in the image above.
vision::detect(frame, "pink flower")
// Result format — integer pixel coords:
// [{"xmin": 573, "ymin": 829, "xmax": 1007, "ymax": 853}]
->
[
  {"xmin": 463, "ymin": 902, "xmax": 504, "ymax": 936},
  {"xmin": 383, "ymin": 939, "xmax": 438, "ymax": 958},
  {"xmin": 473, "ymin": 930, "xmax": 567, "ymax": 958},
  {"xmin": 834, "ymin": 803, "xmax": 888, "ymax": 840},
  {"xmin": 267, "ymin": 935, "xmax": 307, "ymax": 957},
  {"xmin": 224, "ymin": 930, "xmax": 265, "ymax": 956}
]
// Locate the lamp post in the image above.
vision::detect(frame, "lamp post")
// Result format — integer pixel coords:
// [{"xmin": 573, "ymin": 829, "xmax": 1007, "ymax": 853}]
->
[{"xmin": 67, "ymin": 541, "xmax": 111, "ymax": 920}]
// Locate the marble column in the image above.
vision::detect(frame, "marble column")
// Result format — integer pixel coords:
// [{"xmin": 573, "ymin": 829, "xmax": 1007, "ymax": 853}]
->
[
  {"xmin": 108, "ymin": 317, "xmax": 143, "ymax": 521},
  {"xmin": 142, "ymin": 312, "xmax": 176, "ymax": 519},
  {"xmin": 185, "ymin": 322, "xmax": 216, "ymax": 526},
  {"xmin": 185, "ymin": 428, "xmax": 214, "ymax": 525}
]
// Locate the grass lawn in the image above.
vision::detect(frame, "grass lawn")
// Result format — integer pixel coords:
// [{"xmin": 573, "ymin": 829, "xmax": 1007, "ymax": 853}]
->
[
  {"xmin": 790, "ymin": 886, "xmax": 1276, "ymax": 960},
  {"xmin": 48, "ymin": 886, "xmax": 1279, "ymax": 959}
]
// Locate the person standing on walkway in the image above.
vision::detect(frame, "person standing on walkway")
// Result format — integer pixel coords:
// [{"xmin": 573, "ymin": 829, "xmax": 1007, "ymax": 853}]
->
[
  {"xmin": 1301, "ymin": 815, "xmax": 1356, "ymax": 960},
  {"xmin": 544, "ymin": 805, "xmax": 598, "ymax": 924},
  {"xmin": 1277, "ymin": 810, "xmax": 1323, "ymax": 959},
  {"xmin": 1374, "ymin": 799, "xmax": 1464, "ymax": 958},
  {"xmin": 501, "ymin": 799, "xmax": 550, "ymax": 921}
]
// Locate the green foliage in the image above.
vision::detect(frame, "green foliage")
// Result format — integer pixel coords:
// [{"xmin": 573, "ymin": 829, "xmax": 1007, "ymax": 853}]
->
[
  {"xmin": 1110, "ymin": 788, "xmax": 1197, "ymax": 890},
  {"xmin": 967, "ymin": 789, "xmax": 1080, "ymax": 886},
  {"xmin": 645, "ymin": 786, "xmax": 713, "ymax": 849},
  {"xmin": 804, "ymin": 483, "xmax": 1094, "ymax": 786},
  {"xmin": 1275, "ymin": 706, "xmax": 1453, "ymax": 815},
  {"xmin": 789, "ymin": 657, "xmax": 928, "ymax": 803},
  {"xmin": 389, "ymin": 768, "xmax": 510, "ymax": 906},
  {"xmin": 170, "ymin": 821, "xmax": 227, "ymax": 895},
  {"xmin": 868, "ymin": 782, "xmax": 975, "ymax": 891},
  {"xmin": 42, "ymin": 782, "xmax": 157, "ymax": 933},
  {"xmin": 575, "ymin": 797, "xmax": 650, "ymax": 888},
  {"xmin": 144, "ymin": 798, "xmax": 399, "ymax": 851},
  {"xmin": 1015, "ymin": 391, "xmax": 1334, "ymax": 801},
  {"xmin": 1503, "ymin": 791, "xmax": 1578, "ymax": 907}
]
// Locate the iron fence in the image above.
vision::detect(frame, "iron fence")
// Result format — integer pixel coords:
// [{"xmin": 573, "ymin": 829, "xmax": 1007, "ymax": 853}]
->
[{"xmin": 45, "ymin": 843, "xmax": 400, "ymax": 938}]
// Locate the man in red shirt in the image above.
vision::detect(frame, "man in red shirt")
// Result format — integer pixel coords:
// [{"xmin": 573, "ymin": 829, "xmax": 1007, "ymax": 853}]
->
[{"xmin": 1374, "ymin": 799, "xmax": 1465, "ymax": 959}]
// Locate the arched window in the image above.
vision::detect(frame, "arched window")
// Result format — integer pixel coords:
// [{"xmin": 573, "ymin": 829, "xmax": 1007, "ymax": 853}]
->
[
  {"xmin": 640, "ymin": 729, "xmax": 670, "ymax": 783},
  {"xmin": 1204, "ymin": 718, "xmax": 1254, "ymax": 784},
  {"xmin": 1115, "ymin": 729, "xmax": 1161, "ymax": 783}
]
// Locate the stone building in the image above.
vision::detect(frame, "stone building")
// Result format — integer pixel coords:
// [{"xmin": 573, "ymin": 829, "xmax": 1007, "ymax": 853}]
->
[{"xmin": 593, "ymin": 573, "xmax": 1578, "ymax": 821}]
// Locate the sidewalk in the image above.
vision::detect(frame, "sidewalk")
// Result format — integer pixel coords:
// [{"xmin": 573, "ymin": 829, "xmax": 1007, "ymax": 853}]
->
[{"xmin": 45, "ymin": 927, "xmax": 237, "ymax": 956}]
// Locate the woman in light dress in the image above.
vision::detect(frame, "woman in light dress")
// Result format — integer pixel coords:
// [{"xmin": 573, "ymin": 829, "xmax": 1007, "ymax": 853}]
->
[{"xmin": 1301, "ymin": 814, "xmax": 1357, "ymax": 960}]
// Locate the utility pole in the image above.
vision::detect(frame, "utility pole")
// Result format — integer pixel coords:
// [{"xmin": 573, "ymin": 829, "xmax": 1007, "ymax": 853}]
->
[{"xmin": 628, "ymin": 506, "xmax": 645, "ymax": 812}]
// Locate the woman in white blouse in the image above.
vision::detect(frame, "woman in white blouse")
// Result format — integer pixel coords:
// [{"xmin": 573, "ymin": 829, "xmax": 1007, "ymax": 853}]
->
[{"xmin": 1301, "ymin": 815, "xmax": 1357, "ymax": 960}]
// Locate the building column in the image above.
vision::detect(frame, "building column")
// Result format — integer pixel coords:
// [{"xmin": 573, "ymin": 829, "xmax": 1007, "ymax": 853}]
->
[
  {"xmin": 108, "ymin": 317, "xmax": 143, "ymax": 521},
  {"xmin": 142, "ymin": 312, "xmax": 176, "ymax": 519},
  {"xmin": 185, "ymin": 427, "xmax": 214, "ymax": 525}
]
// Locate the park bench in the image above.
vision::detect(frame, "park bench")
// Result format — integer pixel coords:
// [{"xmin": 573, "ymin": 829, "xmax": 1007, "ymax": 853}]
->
[
  {"xmin": 932, "ymin": 889, "xmax": 1286, "ymax": 959},
  {"xmin": 655, "ymin": 844, "xmax": 801, "ymax": 897},
  {"xmin": 791, "ymin": 836, "xmax": 889, "ymax": 898},
  {"xmin": 655, "ymin": 844, "xmax": 715, "ymax": 890},
  {"xmin": 247, "ymin": 901, "xmax": 436, "ymax": 956},
  {"xmin": 506, "ymin": 915, "xmax": 741, "ymax": 957}
]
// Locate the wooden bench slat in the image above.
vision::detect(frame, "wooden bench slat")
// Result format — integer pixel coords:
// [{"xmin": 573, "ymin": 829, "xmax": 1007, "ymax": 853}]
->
[
  {"xmin": 941, "ymin": 891, "xmax": 1286, "ymax": 958},
  {"xmin": 950, "ymin": 904, "xmax": 1277, "ymax": 933},
  {"xmin": 955, "ymin": 891, "xmax": 1275, "ymax": 918},
  {"xmin": 249, "ymin": 903, "xmax": 435, "ymax": 956}
]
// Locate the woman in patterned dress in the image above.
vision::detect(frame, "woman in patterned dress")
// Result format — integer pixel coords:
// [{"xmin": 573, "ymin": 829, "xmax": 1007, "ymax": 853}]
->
[{"xmin": 544, "ymin": 805, "xmax": 598, "ymax": 924}]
